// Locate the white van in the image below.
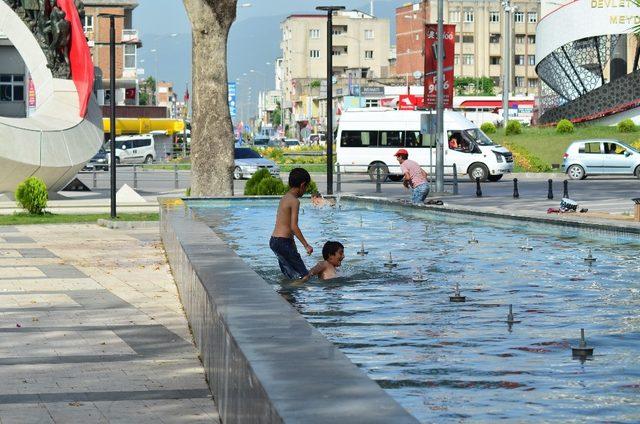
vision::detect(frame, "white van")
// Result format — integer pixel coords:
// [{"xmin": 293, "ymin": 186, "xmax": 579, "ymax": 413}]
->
[
  {"xmin": 114, "ymin": 134, "xmax": 156, "ymax": 164},
  {"xmin": 336, "ymin": 108, "xmax": 513, "ymax": 181}
]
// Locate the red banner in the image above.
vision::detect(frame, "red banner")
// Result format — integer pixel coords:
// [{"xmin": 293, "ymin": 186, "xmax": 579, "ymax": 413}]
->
[
  {"xmin": 56, "ymin": 0, "xmax": 94, "ymax": 118},
  {"xmin": 424, "ymin": 24, "xmax": 455, "ymax": 109}
]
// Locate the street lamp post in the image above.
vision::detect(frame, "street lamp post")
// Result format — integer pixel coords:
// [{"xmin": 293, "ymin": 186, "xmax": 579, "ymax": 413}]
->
[
  {"xmin": 317, "ymin": 5, "xmax": 345, "ymax": 196},
  {"xmin": 435, "ymin": 0, "xmax": 444, "ymax": 193},
  {"xmin": 501, "ymin": 0, "xmax": 512, "ymax": 127}
]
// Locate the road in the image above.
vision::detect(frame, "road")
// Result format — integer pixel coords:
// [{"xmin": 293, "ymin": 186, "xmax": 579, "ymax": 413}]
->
[{"xmin": 75, "ymin": 169, "xmax": 640, "ymax": 215}]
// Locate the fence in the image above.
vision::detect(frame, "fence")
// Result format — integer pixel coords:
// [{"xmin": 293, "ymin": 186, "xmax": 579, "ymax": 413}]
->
[{"xmin": 81, "ymin": 164, "xmax": 191, "ymax": 191}]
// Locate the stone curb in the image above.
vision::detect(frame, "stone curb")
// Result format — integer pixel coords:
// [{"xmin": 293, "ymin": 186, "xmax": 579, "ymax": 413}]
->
[{"xmin": 97, "ymin": 219, "xmax": 159, "ymax": 230}]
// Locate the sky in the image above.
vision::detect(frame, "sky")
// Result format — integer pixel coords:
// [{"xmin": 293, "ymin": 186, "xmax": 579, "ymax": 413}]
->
[{"xmin": 134, "ymin": 0, "xmax": 401, "ymax": 108}]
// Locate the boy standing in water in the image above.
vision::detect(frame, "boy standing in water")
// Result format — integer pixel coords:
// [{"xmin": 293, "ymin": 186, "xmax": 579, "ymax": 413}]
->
[{"xmin": 270, "ymin": 168, "xmax": 313, "ymax": 279}]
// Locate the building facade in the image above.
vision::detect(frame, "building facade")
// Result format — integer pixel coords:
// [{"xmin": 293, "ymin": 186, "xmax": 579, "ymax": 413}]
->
[
  {"xmin": 0, "ymin": 31, "xmax": 27, "ymax": 118},
  {"xmin": 280, "ymin": 10, "xmax": 391, "ymax": 132},
  {"xmin": 395, "ymin": 1, "xmax": 430, "ymax": 80},
  {"xmin": 82, "ymin": 0, "xmax": 142, "ymax": 106}
]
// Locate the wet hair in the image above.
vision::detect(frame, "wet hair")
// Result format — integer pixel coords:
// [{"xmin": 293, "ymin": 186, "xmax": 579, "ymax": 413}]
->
[
  {"xmin": 288, "ymin": 167, "xmax": 311, "ymax": 189},
  {"xmin": 397, "ymin": 153, "xmax": 408, "ymax": 160},
  {"xmin": 322, "ymin": 241, "xmax": 344, "ymax": 260}
]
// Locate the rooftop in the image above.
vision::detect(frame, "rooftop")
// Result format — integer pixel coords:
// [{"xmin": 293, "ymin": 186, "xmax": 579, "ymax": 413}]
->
[{"xmin": 82, "ymin": 0, "xmax": 139, "ymax": 8}]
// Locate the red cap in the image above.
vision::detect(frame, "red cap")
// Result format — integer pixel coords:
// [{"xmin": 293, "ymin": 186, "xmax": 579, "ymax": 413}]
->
[{"xmin": 394, "ymin": 148, "xmax": 408, "ymax": 157}]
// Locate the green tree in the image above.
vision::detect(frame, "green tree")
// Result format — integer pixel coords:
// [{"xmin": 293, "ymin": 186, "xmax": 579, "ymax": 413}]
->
[{"xmin": 271, "ymin": 102, "xmax": 282, "ymax": 127}]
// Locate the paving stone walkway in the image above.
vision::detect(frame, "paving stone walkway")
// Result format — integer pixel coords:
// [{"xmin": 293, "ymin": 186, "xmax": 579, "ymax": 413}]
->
[{"xmin": 0, "ymin": 224, "xmax": 220, "ymax": 424}]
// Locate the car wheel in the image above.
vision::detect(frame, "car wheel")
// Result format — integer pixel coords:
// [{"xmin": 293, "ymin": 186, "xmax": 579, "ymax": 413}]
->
[
  {"xmin": 567, "ymin": 164, "xmax": 585, "ymax": 180},
  {"xmin": 115, "ymin": 157, "xmax": 121, "ymax": 165},
  {"xmin": 368, "ymin": 162, "xmax": 389, "ymax": 182},
  {"xmin": 468, "ymin": 164, "xmax": 489, "ymax": 182},
  {"xmin": 488, "ymin": 174, "xmax": 503, "ymax": 182},
  {"xmin": 635, "ymin": 165, "xmax": 640, "ymax": 179},
  {"xmin": 144, "ymin": 155, "xmax": 153, "ymax": 164},
  {"xmin": 233, "ymin": 166, "xmax": 243, "ymax": 180}
]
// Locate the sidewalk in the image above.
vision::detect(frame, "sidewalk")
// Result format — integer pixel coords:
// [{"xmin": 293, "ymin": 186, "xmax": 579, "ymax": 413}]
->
[{"xmin": 0, "ymin": 224, "xmax": 219, "ymax": 423}]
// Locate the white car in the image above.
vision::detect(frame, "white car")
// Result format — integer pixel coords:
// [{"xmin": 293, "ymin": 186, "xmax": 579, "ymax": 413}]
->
[
  {"xmin": 233, "ymin": 148, "xmax": 280, "ymax": 180},
  {"xmin": 114, "ymin": 134, "xmax": 156, "ymax": 164},
  {"xmin": 562, "ymin": 139, "xmax": 640, "ymax": 179}
]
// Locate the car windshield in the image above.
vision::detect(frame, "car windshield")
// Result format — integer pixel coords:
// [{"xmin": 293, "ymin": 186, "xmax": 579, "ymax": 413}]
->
[
  {"xmin": 235, "ymin": 148, "xmax": 262, "ymax": 159},
  {"xmin": 463, "ymin": 128, "xmax": 495, "ymax": 146},
  {"xmin": 254, "ymin": 138, "xmax": 268, "ymax": 145},
  {"xmin": 614, "ymin": 141, "xmax": 639, "ymax": 153},
  {"xmin": 286, "ymin": 140, "xmax": 298, "ymax": 145}
]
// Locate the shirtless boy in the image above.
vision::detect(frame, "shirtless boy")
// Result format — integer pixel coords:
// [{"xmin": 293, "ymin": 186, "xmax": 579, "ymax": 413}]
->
[
  {"xmin": 269, "ymin": 168, "xmax": 313, "ymax": 279},
  {"xmin": 302, "ymin": 241, "xmax": 345, "ymax": 281}
]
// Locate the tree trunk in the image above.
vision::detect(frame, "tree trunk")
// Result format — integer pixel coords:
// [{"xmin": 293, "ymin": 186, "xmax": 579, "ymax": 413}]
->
[{"xmin": 183, "ymin": 0, "xmax": 236, "ymax": 196}]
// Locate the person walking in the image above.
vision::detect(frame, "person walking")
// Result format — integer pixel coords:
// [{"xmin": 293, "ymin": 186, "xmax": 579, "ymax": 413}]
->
[{"xmin": 394, "ymin": 148, "xmax": 430, "ymax": 204}]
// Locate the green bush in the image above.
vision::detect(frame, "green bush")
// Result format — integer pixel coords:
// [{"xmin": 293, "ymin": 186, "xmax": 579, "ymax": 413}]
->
[
  {"xmin": 15, "ymin": 177, "xmax": 48, "ymax": 215},
  {"xmin": 617, "ymin": 119, "xmax": 637, "ymax": 133},
  {"xmin": 505, "ymin": 120, "xmax": 522, "ymax": 136},
  {"xmin": 256, "ymin": 177, "xmax": 287, "ymax": 195},
  {"xmin": 244, "ymin": 168, "xmax": 272, "ymax": 195},
  {"xmin": 480, "ymin": 122, "xmax": 497, "ymax": 134},
  {"xmin": 185, "ymin": 187, "xmax": 191, "ymax": 196},
  {"xmin": 305, "ymin": 180, "xmax": 318, "ymax": 194},
  {"xmin": 556, "ymin": 119, "xmax": 574, "ymax": 134}
]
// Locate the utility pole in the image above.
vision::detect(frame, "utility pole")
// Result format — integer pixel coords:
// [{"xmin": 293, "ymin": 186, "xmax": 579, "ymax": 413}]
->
[
  {"xmin": 502, "ymin": 0, "xmax": 512, "ymax": 127},
  {"xmin": 317, "ymin": 5, "xmax": 345, "ymax": 196},
  {"xmin": 435, "ymin": 0, "xmax": 444, "ymax": 193}
]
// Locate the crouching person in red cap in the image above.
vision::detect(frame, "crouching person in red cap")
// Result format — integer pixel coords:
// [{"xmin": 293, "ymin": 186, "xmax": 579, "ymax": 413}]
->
[{"xmin": 394, "ymin": 149, "xmax": 430, "ymax": 204}]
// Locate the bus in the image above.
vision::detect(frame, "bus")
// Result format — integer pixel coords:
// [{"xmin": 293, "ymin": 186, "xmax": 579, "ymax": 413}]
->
[{"xmin": 336, "ymin": 108, "xmax": 514, "ymax": 182}]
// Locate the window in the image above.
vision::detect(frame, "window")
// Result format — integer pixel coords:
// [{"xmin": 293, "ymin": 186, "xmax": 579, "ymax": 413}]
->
[
  {"xmin": 528, "ymin": 35, "xmax": 536, "ymax": 44},
  {"xmin": 124, "ymin": 44, "xmax": 136, "ymax": 69},
  {"xmin": 449, "ymin": 10, "xmax": 460, "ymax": 23},
  {"xmin": 528, "ymin": 12, "xmax": 538, "ymax": 23},
  {"xmin": 490, "ymin": 11, "xmax": 500, "ymax": 23},
  {"xmin": 133, "ymin": 139, "xmax": 152, "ymax": 148},
  {"xmin": 463, "ymin": 54, "xmax": 474, "ymax": 65},
  {"xmin": 83, "ymin": 15, "xmax": 94, "ymax": 32},
  {"xmin": 365, "ymin": 99, "xmax": 379, "ymax": 107},
  {"xmin": 579, "ymin": 142, "xmax": 601, "ymax": 154},
  {"xmin": 515, "ymin": 55, "xmax": 525, "ymax": 65},
  {"xmin": 514, "ymin": 12, "xmax": 524, "ymax": 23},
  {"xmin": 309, "ymin": 29, "xmax": 320, "ymax": 39},
  {"xmin": 340, "ymin": 130, "xmax": 378, "ymax": 147},
  {"xmin": 462, "ymin": 35, "xmax": 474, "ymax": 43},
  {"xmin": 379, "ymin": 131, "xmax": 403, "ymax": 147},
  {"xmin": 490, "ymin": 56, "xmax": 501, "ymax": 65},
  {"xmin": 120, "ymin": 140, "xmax": 134, "ymax": 149},
  {"xmin": 528, "ymin": 55, "xmax": 536, "ymax": 66},
  {"xmin": 528, "ymin": 78, "xmax": 537, "ymax": 88},
  {"xmin": 310, "ymin": 50, "xmax": 320, "ymax": 58},
  {"xmin": 0, "ymin": 74, "xmax": 25, "ymax": 102},
  {"xmin": 405, "ymin": 131, "xmax": 431, "ymax": 147},
  {"xmin": 515, "ymin": 35, "xmax": 525, "ymax": 44},
  {"xmin": 515, "ymin": 76, "xmax": 524, "ymax": 87},
  {"xmin": 464, "ymin": 10, "xmax": 474, "ymax": 23},
  {"xmin": 364, "ymin": 50, "xmax": 374, "ymax": 59},
  {"xmin": 489, "ymin": 33, "xmax": 501, "ymax": 44},
  {"xmin": 364, "ymin": 29, "xmax": 374, "ymax": 40},
  {"xmin": 454, "ymin": 54, "xmax": 460, "ymax": 65}
]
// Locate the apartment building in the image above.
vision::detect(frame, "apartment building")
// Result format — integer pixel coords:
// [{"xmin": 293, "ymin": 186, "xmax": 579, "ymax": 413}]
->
[
  {"xmin": 280, "ymin": 10, "xmax": 391, "ymax": 129},
  {"xmin": 82, "ymin": 0, "xmax": 143, "ymax": 105},
  {"xmin": 395, "ymin": 1, "xmax": 430, "ymax": 80},
  {"xmin": 0, "ymin": 32, "xmax": 27, "ymax": 118}
]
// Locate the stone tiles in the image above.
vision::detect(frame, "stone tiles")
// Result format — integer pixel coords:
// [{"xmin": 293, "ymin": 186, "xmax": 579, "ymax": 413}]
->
[{"xmin": 0, "ymin": 224, "xmax": 219, "ymax": 424}]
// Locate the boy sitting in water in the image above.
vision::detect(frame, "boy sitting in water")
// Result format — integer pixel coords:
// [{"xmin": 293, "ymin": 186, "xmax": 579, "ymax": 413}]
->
[
  {"xmin": 301, "ymin": 241, "xmax": 345, "ymax": 281},
  {"xmin": 270, "ymin": 168, "xmax": 313, "ymax": 279},
  {"xmin": 310, "ymin": 191, "xmax": 335, "ymax": 208}
]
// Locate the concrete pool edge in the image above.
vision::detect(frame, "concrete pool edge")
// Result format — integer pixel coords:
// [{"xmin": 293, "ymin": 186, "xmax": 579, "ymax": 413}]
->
[
  {"xmin": 159, "ymin": 199, "xmax": 419, "ymax": 424},
  {"xmin": 346, "ymin": 196, "xmax": 640, "ymax": 236}
]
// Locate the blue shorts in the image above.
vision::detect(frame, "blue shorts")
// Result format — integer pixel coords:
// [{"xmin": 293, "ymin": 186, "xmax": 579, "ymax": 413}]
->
[
  {"xmin": 269, "ymin": 236, "xmax": 309, "ymax": 279},
  {"xmin": 412, "ymin": 182, "xmax": 430, "ymax": 204}
]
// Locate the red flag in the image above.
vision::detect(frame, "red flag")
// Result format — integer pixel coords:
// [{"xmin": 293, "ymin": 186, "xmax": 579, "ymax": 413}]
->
[
  {"xmin": 184, "ymin": 87, "xmax": 190, "ymax": 102},
  {"xmin": 56, "ymin": 0, "xmax": 94, "ymax": 118}
]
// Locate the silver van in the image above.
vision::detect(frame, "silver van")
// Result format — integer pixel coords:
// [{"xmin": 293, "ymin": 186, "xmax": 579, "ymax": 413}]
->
[
  {"xmin": 562, "ymin": 139, "xmax": 640, "ymax": 179},
  {"xmin": 114, "ymin": 134, "xmax": 156, "ymax": 164}
]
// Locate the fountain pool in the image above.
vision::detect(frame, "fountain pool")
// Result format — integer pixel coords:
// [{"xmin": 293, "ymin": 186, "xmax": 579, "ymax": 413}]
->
[{"xmin": 188, "ymin": 198, "xmax": 640, "ymax": 423}]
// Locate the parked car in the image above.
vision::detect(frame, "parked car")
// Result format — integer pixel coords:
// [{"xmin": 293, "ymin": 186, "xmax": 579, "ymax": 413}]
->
[
  {"xmin": 114, "ymin": 134, "xmax": 156, "ymax": 164},
  {"xmin": 253, "ymin": 136, "xmax": 269, "ymax": 148},
  {"xmin": 233, "ymin": 147, "xmax": 280, "ymax": 180},
  {"xmin": 83, "ymin": 147, "xmax": 109, "ymax": 171},
  {"xmin": 284, "ymin": 138, "xmax": 300, "ymax": 147},
  {"xmin": 309, "ymin": 133, "xmax": 326, "ymax": 146},
  {"xmin": 562, "ymin": 139, "xmax": 640, "ymax": 179}
]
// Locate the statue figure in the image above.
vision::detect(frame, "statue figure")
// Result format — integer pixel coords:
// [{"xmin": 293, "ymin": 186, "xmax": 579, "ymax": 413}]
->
[
  {"xmin": 22, "ymin": 0, "xmax": 40, "ymax": 28},
  {"xmin": 75, "ymin": 0, "xmax": 85, "ymax": 22},
  {"xmin": 49, "ymin": 6, "xmax": 71, "ymax": 78}
]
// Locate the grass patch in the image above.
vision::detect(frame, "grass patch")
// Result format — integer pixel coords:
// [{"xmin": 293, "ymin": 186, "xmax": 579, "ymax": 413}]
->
[
  {"xmin": 279, "ymin": 164, "xmax": 327, "ymax": 173},
  {"xmin": 492, "ymin": 125, "xmax": 640, "ymax": 168},
  {"xmin": 0, "ymin": 212, "xmax": 159, "ymax": 226}
]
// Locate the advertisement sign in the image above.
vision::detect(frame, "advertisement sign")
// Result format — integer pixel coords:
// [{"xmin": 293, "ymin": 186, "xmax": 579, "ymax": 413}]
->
[
  {"xmin": 27, "ymin": 77, "xmax": 36, "ymax": 116},
  {"xmin": 228, "ymin": 82, "xmax": 237, "ymax": 117},
  {"xmin": 424, "ymin": 24, "xmax": 455, "ymax": 109},
  {"xmin": 361, "ymin": 86, "xmax": 385, "ymax": 96}
]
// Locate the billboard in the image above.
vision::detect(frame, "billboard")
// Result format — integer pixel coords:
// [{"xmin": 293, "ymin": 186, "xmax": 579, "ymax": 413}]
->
[
  {"xmin": 424, "ymin": 24, "xmax": 456, "ymax": 109},
  {"xmin": 228, "ymin": 82, "xmax": 237, "ymax": 117}
]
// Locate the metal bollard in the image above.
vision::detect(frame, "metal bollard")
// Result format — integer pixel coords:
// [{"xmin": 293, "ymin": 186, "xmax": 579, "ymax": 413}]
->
[
  {"xmin": 452, "ymin": 164, "xmax": 459, "ymax": 195},
  {"xmin": 133, "ymin": 165, "xmax": 138, "ymax": 189},
  {"xmin": 174, "ymin": 164, "xmax": 179, "ymax": 189},
  {"xmin": 92, "ymin": 170, "xmax": 97, "ymax": 189},
  {"xmin": 475, "ymin": 177, "xmax": 482, "ymax": 197},
  {"xmin": 336, "ymin": 163, "xmax": 341, "ymax": 193},
  {"xmin": 547, "ymin": 179, "xmax": 554, "ymax": 200},
  {"xmin": 563, "ymin": 179, "xmax": 569, "ymax": 198},
  {"xmin": 513, "ymin": 178, "xmax": 520, "ymax": 198},
  {"xmin": 376, "ymin": 165, "xmax": 382, "ymax": 193}
]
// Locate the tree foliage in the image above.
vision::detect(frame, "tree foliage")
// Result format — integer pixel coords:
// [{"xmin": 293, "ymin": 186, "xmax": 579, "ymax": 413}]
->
[{"xmin": 454, "ymin": 77, "xmax": 495, "ymax": 96}]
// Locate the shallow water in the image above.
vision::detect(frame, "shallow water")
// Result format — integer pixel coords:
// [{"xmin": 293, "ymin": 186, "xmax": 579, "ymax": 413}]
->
[{"xmin": 189, "ymin": 199, "xmax": 640, "ymax": 423}]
